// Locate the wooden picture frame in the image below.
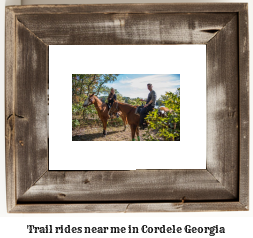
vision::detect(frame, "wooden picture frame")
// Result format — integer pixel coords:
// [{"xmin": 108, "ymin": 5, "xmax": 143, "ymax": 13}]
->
[{"xmin": 5, "ymin": 3, "xmax": 249, "ymax": 213}]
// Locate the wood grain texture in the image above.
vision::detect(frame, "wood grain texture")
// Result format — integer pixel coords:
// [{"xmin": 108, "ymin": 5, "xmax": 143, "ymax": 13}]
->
[
  {"xmin": 7, "ymin": 3, "xmax": 246, "ymax": 15},
  {"xmin": 18, "ymin": 170, "xmax": 236, "ymax": 202},
  {"xmin": 15, "ymin": 20, "xmax": 48, "ymax": 200},
  {"xmin": 5, "ymin": 3, "xmax": 249, "ymax": 213},
  {"xmin": 238, "ymin": 4, "xmax": 249, "ymax": 209},
  {"xmin": 16, "ymin": 13, "xmax": 235, "ymax": 45},
  {"xmin": 126, "ymin": 202, "xmax": 248, "ymax": 213},
  {"xmin": 10, "ymin": 202, "xmax": 247, "ymax": 213},
  {"xmin": 5, "ymin": 7, "xmax": 16, "ymax": 212},
  {"xmin": 206, "ymin": 16, "xmax": 239, "ymax": 198}
]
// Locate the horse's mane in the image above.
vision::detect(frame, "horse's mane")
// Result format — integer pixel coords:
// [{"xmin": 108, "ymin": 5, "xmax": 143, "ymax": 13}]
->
[
  {"xmin": 93, "ymin": 95, "xmax": 106, "ymax": 106},
  {"xmin": 93, "ymin": 95, "xmax": 101, "ymax": 101}
]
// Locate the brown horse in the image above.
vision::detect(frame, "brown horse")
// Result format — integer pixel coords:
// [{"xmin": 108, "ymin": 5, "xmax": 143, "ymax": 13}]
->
[
  {"xmin": 83, "ymin": 94, "xmax": 127, "ymax": 136},
  {"xmin": 109, "ymin": 101, "xmax": 140, "ymax": 141}
]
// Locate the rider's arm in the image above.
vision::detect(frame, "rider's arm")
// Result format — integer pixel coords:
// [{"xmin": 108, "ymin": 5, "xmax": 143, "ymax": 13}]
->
[
  {"xmin": 145, "ymin": 99, "xmax": 152, "ymax": 107},
  {"xmin": 147, "ymin": 100, "xmax": 152, "ymax": 106},
  {"xmin": 151, "ymin": 91, "xmax": 156, "ymax": 105}
]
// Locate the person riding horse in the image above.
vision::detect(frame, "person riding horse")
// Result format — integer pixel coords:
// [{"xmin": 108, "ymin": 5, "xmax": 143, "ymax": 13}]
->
[
  {"xmin": 139, "ymin": 83, "xmax": 156, "ymax": 129},
  {"xmin": 107, "ymin": 88, "xmax": 119, "ymax": 117}
]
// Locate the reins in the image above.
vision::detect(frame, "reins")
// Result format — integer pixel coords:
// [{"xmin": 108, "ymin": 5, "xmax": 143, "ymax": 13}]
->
[
  {"xmin": 110, "ymin": 102, "xmax": 134, "ymax": 116},
  {"xmin": 115, "ymin": 102, "xmax": 119, "ymax": 111},
  {"xmin": 93, "ymin": 97, "xmax": 105, "ymax": 110},
  {"xmin": 109, "ymin": 102, "xmax": 119, "ymax": 116}
]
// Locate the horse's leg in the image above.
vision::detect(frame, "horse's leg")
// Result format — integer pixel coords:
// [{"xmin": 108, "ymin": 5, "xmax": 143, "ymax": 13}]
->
[
  {"xmin": 120, "ymin": 114, "xmax": 127, "ymax": 131},
  {"xmin": 123, "ymin": 115, "xmax": 127, "ymax": 131},
  {"xmin": 132, "ymin": 124, "xmax": 137, "ymax": 141},
  {"xmin": 130, "ymin": 124, "xmax": 135, "ymax": 141},
  {"xmin": 104, "ymin": 120, "xmax": 107, "ymax": 135},
  {"xmin": 102, "ymin": 120, "xmax": 107, "ymax": 136},
  {"xmin": 136, "ymin": 126, "xmax": 140, "ymax": 141}
]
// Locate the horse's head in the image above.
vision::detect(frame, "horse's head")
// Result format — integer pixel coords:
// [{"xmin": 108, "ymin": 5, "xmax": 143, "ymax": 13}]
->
[
  {"xmin": 109, "ymin": 100, "xmax": 119, "ymax": 117},
  {"xmin": 83, "ymin": 93, "xmax": 96, "ymax": 107}
]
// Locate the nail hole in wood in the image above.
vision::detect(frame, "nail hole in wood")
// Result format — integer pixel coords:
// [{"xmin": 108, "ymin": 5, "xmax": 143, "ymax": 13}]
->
[
  {"xmin": 84, "ymin": 179, "xmax": 90, "ymax": 184},
  {"xmin": 57, "ymin": 193, "xmax": 66, "ymax": 198}
]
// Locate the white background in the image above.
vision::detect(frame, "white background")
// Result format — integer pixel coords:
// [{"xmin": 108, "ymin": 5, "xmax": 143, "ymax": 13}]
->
[
  {"xmin": 49, "ymin": 45, "xmax": 206, "ymax": 170},
  {"xmin": 0, "ymin": 0, "xmax": 252, "ymax": 237}
]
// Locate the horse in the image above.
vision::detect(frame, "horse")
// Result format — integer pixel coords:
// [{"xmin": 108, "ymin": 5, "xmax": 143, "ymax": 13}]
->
[
  {"xmin": 109, "ymin": 102, "xmax": 174, "ymax": 141},
  {"xmin": 109, "ymin": 101, "xmax": 140, "ymax": 141},
  {"xmin": 83, "ymin": 94, "xmax": 127, "ymax": 136}
]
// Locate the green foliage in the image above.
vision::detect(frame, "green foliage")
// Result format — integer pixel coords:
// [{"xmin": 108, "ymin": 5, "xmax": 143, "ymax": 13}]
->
[
  {"xmin": 143, "ymin": 88, "xmax": 180, "ymax": 141},
  {"xmin": 123, "ymin": 97, "xmax": 130, "ymax": 103},
  {"xmin": 99, "ymin": 96, "xmax": 107, "ymax": 103},
  {"xmin": 83, "ymin": 104, "xmax": 97, "ymax": 120},
  {"xmin": 128, "ymin": 97, "xmax": 144, "ymax": 106},
  {"xmin": 72, "ymin": 102, "xmax": 84, "ymax": 115},
  {"xmin": 72, "ymin": 74, "xmax": 119, "ymax": 103},
  {"xmin": 72, "ymin": 119, "xmax": 80, "ymax": 128},
  {"xmin": 156, "ymin": 99, "xmax": 163, "ymax": 106},
  {"xmin": 115, "ymin": 92, "xmax": 125, "ymax": 103},
  {"xmin": 162, "ymin": 88, "xmax": 180, "ymax": 124},
  {"xmin": 108, "ymin": 116, "xmax": 125, "ymax": 127},
  {"xmin": 72, "ymin": 97, "xmax": 98, "ymax": 123}
]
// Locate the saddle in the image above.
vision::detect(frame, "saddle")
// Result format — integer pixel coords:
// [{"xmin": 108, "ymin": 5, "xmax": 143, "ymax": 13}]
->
[
  {"xmin": 135, "ymin": 105, "xmax": 144, "ymax": 116},
  {"xmin": 135, "ymin": 105, "xmax": 170, "ymax": 117}
]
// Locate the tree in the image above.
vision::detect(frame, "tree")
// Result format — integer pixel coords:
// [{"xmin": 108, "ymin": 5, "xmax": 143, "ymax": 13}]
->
[
  {"xmin": 115, "ymin": 92, "xmax": 125, "ymax": 103},
  {"xmin": 72, "ymin": 74, "xmax": 119, "ymax": 103},
  {"xmin": 99, "ymin": 96, "xmax": 107, "ymax": 103},
  {"xmin": 156, "ymin": 99, "xmax": 163, "ymax": 106},
  {"xmin": 128, "ymin": 97, "xmax": 144, "ymax": 106},
  {"xmin": 123, "ymin": 97, "xmax": 130, "ymax": 103}
]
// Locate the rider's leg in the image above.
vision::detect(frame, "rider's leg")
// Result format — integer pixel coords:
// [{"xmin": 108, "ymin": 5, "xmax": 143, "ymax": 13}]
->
[
  {"xmin": 139, "ymin": 107, "xmax": 148, "ymax": 127},
  {"xmin": 146, "ymin": 105, "xmax": 154, "ymax": 114},
  {"xmin": 140, "ymin": 106, "xmax": 154, "ymax": 128},
  {"xmin": 107, "ymin": 103, "xmax": 111, "ymax": 117}
]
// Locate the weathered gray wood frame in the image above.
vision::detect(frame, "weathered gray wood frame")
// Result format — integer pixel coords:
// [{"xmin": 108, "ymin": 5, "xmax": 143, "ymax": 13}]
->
[{"xmin": 5, "ymin": 4, "xmax": 249, "ymax": 213}]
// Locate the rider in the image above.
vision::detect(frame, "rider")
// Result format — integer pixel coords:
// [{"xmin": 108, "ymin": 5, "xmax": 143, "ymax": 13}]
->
[
  {"xmin": 139, "ymin": 83, "xmax": 156, "ymax": 129},
  {"xmin": 107, "ymin": 88, "xmax": 119, "ymax": 118}
]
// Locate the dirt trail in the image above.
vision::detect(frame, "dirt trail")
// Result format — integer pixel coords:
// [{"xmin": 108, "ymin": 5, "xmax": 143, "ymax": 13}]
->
[{"xmin": 72, "ymin": 125, "xmax": 148, "ymax": 141}]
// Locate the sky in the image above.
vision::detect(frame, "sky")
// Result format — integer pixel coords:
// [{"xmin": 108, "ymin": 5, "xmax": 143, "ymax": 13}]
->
[{"xmin": 104, "ymin": 74, "xmax": 180, "ymax": 99}]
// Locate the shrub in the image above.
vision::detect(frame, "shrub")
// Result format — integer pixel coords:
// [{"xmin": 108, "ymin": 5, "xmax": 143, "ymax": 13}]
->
[
  {"xmin": 143, "ymin": 88, "xmax": 180, "ymax": 141},
  {"xmin": 72, "ymin": 119, "xmax": 80, "ymax": 128}
]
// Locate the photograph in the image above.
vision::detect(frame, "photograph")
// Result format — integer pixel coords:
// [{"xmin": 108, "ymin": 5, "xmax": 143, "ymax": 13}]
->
[{"xmin": 72, "ymin": 74, "xmax": 180, "ymax": 141}]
